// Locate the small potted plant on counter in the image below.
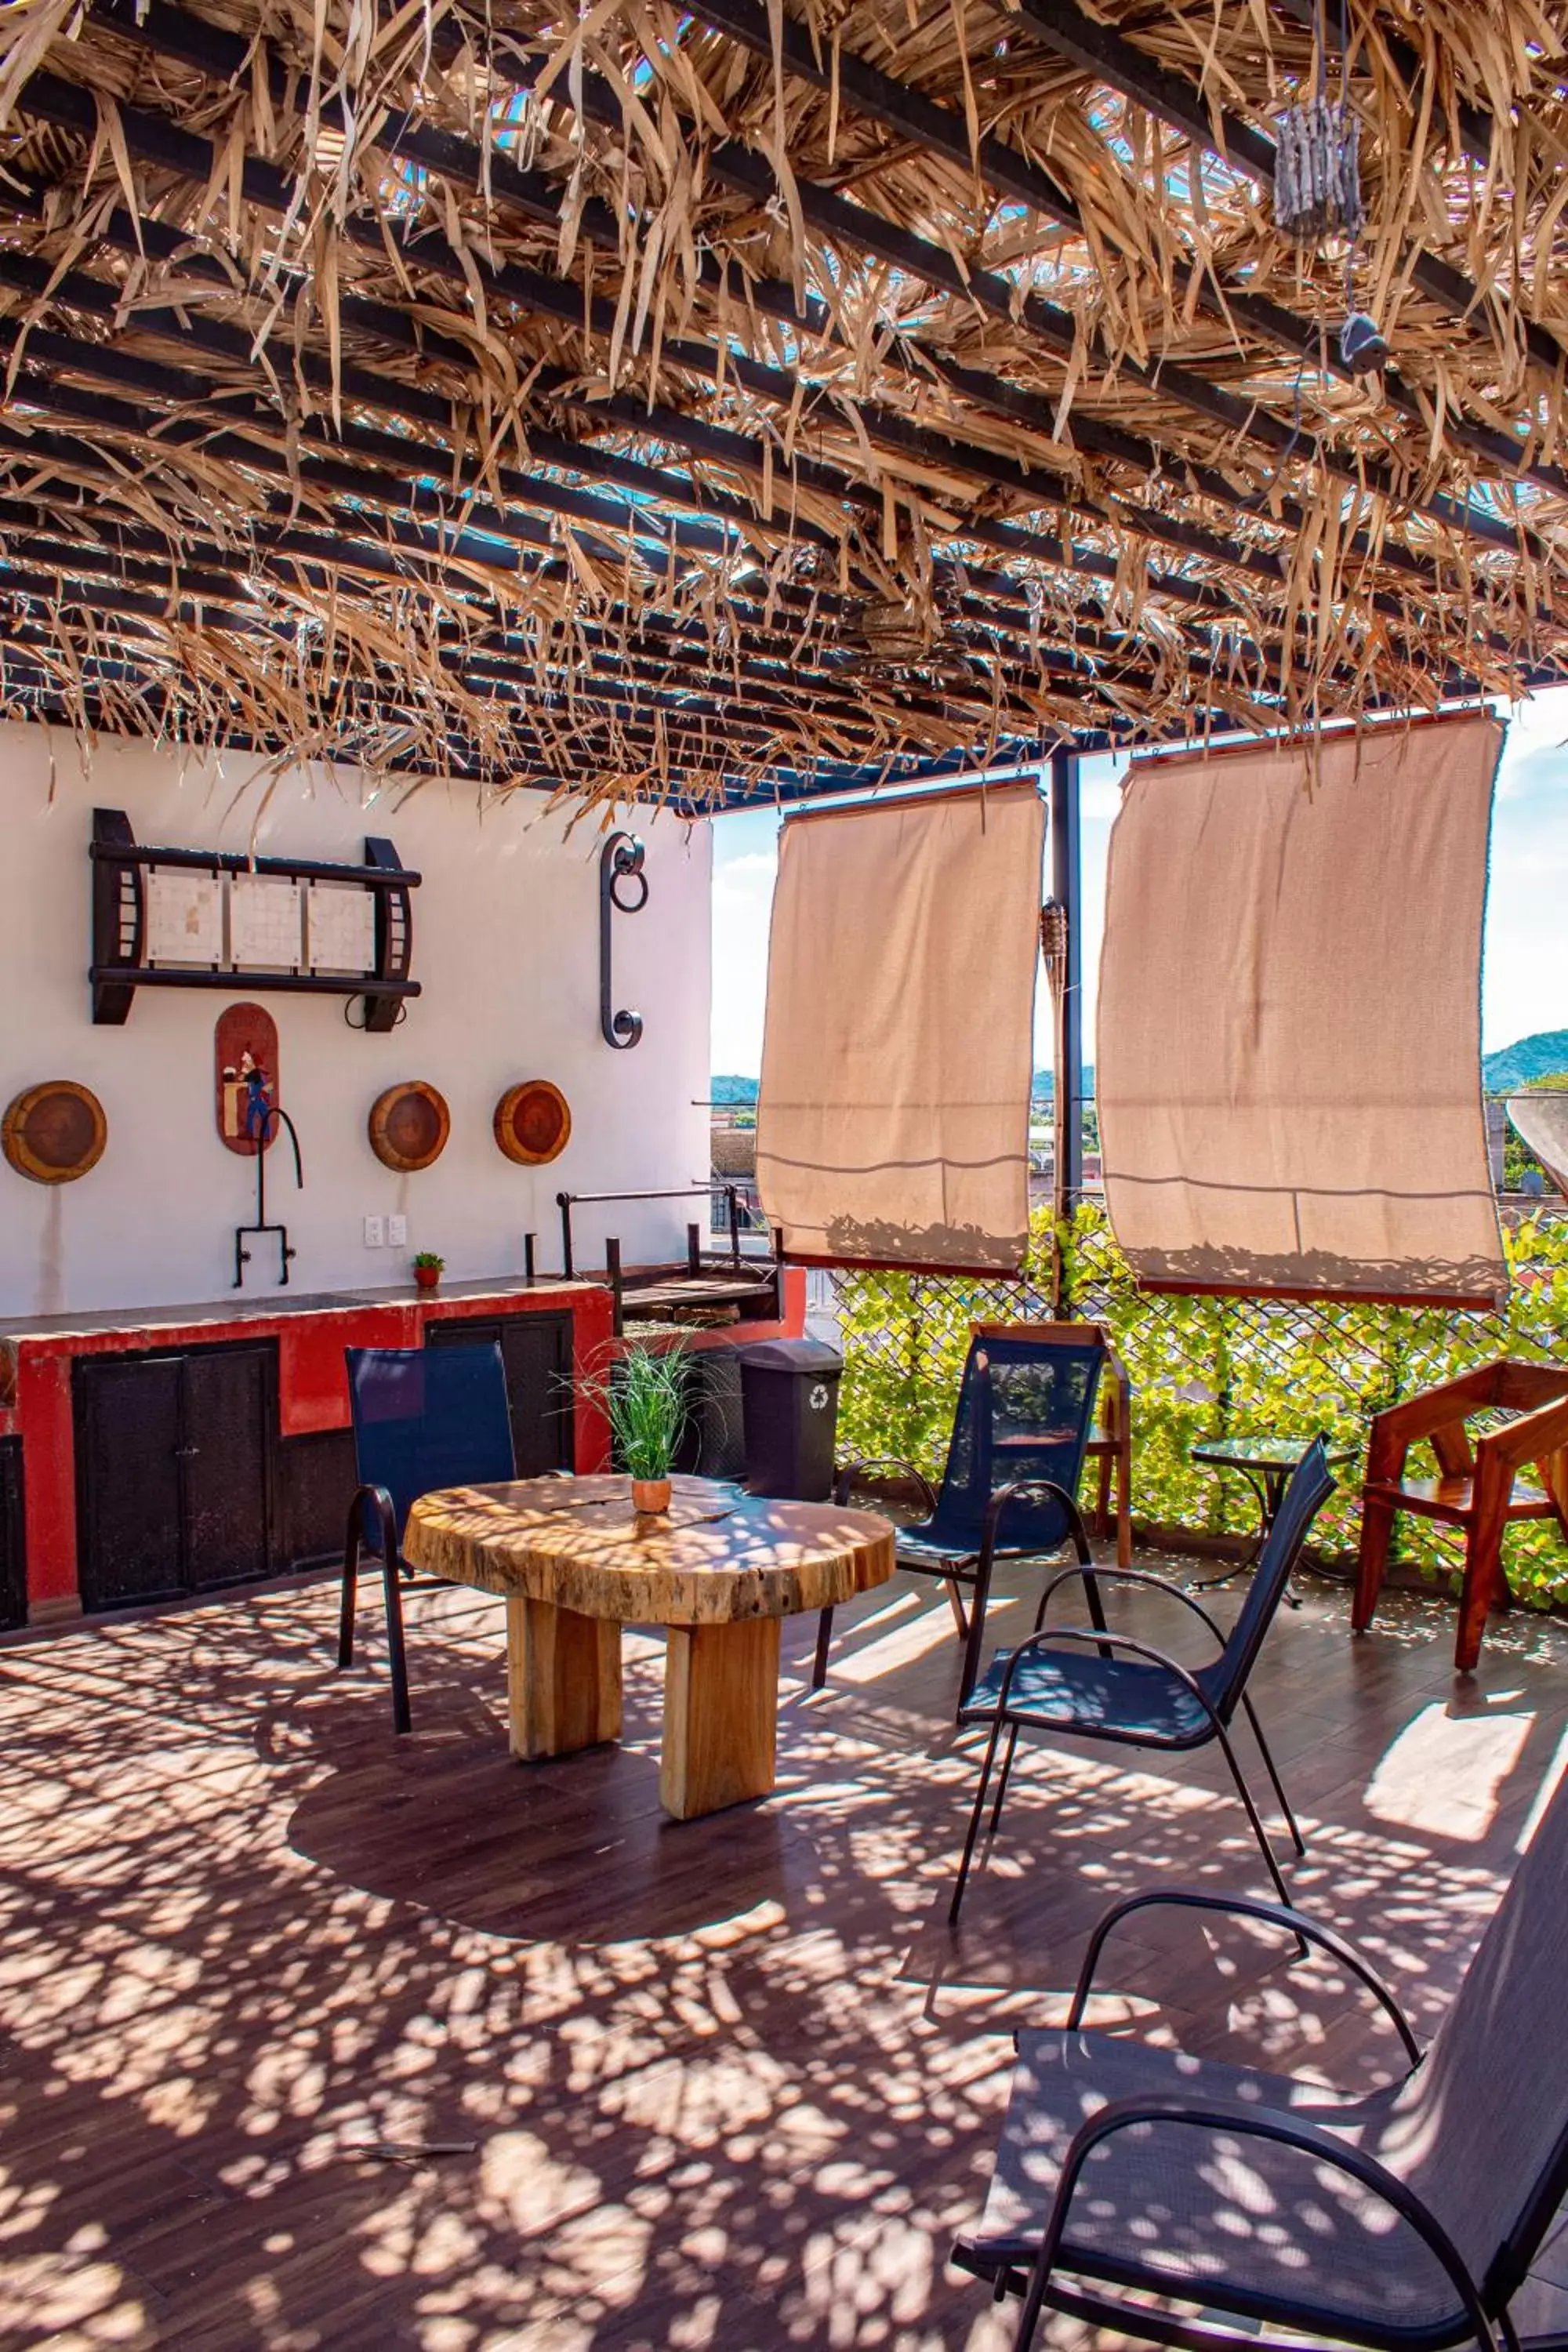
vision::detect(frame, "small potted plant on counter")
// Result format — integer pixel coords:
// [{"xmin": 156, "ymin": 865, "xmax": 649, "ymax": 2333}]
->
[
  {"xmin": 607, "ymin": 1344, "xmax": 688, "ymax": 1514},
  {"xmin": 412, "ymin": 1250, "xmax": 445, "ymax": 1292}
]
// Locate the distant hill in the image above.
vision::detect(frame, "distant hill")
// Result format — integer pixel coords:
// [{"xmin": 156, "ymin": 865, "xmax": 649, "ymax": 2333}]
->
[
  {"xmin": 1031, "ymin": 1067, "xmax": 1095, "ymax": 1102},
  {"xmin": 1484, "ymin": 1032, "xmax": 1568, "ymax": 1093}
]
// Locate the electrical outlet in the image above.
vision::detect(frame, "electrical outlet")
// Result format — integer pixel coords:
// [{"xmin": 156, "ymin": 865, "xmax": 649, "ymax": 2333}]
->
[
  {"xmin": 363, "ymin": 1214, "xmax": 385, "ymax": 1248},
  {"xmin": 387, "ymin": 1214, "xmax": 408, "ymax": 1247}
]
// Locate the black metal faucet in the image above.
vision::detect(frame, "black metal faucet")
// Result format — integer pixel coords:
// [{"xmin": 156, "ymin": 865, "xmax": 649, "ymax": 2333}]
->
[{"xmin": 234, "ymin": 1103, "xmax": 303, "ymax": 1287}]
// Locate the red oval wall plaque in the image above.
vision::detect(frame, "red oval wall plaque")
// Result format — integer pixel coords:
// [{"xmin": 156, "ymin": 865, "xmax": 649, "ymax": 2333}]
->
[{"xmin": 215, "ymin": 1004, "xmax": 281, "ymax": 1156}]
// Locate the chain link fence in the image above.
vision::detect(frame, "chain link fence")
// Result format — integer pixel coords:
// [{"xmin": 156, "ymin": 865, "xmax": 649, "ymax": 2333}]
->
[{"xmin": 822, "ymin": 1201, "xmax": 1568, "ymax": 1601}]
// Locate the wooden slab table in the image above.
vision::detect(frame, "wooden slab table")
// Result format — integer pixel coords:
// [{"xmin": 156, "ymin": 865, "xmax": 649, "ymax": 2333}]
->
[{"xmin": 402, "ymin": 1473, "xmax": 896, "ymax": 1819}]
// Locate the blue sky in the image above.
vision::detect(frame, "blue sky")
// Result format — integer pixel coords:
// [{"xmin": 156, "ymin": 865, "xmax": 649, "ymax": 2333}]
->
[{"xmin": 710, "ymin": 691, "xmax": 1568, "ymax": 1075}]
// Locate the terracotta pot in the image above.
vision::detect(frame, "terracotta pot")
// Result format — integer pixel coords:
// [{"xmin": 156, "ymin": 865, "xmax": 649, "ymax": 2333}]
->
[
  {"xmin": 413, "ymin": 1264, "xmax": 441, "ymax": 1291},
  {"xmin": 630, "ymin": 1476, "xmax": 672, "ymax": 1514}
]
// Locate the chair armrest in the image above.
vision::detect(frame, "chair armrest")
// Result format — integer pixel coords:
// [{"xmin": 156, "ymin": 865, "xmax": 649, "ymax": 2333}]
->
[
  {"xmin": 1369, "ymin": 1367, "xmax": 1504, "ymax": 1452},
  {"xmin": 982, "ymin": 1479, "xmax": 1092, "ymax": 1571},
  {"xmin": 1101, "ymin": 1345, "xmax": 1132, "ymax": 1427},
  {"xmin": 1482, "ymin": 1395, "xmax": 1568, "ymax": 1471},
  {"xmin": 1020, "ymin": 2096, "xmax": 1497, "ymax": 2352},
  {"xmin": 347, "ymin": 1482, "xmax": 400, "ymax": 1567},
  {"xmin": 1065, "ymin": 1887, "xmax": 1421, "ymax": 2072},
  {"xmin": 833, "ymin": 1456, "xmax": 938, "ymax": 1513},
  {"xmin": 1031, "ymin": 1563, "xmax": 1228, "ymax": 1650}
]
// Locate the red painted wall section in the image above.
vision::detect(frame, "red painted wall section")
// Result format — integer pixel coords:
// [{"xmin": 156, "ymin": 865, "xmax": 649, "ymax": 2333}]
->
[
  {"xmin": 569, "ymin": 1287, "xmax": 617, "ymax": 1473},
  {"xmin": 278, "ymin": 1305, "xmax": 417, "ymax": 1436},
  {"xmin": 16, "ymin": 1352, "xmax": 75, "ymax": 1614}
]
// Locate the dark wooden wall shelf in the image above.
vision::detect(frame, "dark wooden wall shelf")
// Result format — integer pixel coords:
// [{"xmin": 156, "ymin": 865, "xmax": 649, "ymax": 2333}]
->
[{"xmin": 89, "ymin": 809, "xmax": 421, "ymax": 1029}]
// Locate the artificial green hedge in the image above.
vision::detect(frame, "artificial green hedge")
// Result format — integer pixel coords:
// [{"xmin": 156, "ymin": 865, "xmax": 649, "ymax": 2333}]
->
[{"xmin": 833, "ymin": 1203, "xmax": 1568, "ymax": 1603}]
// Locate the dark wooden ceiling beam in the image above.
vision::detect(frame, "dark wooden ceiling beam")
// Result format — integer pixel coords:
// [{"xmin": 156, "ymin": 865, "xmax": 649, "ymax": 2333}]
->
[
  {"xmin": 1010, "ymin": 0, "xmax": 1564, "ymax": 384},
  {"xmin": 0, "ymin": 583, "xmax": 1170, "ymax": 749},
  {"xmin": 685, "ymin": 0, "xmax": 1450, "ymax": 441},
  {"xmin": 11, "ymin": 314, "xmax": 1477, "ymax": 665},
  {"xmin": 1267, "ymin": 0, "xmax": 1492, "ymax": 169},
  {"xmin": 0, "ymin": 249, "xmax": 1327, "ymax": 649},
  {"xmin": 0, "ymin": 556, "xmax": 1079, "ymax": 742},
  {"xmin": 34, "ymin": 20, "xmax": 1539, "ymax": 571},
  {"xmin": 0, "ymin": 493, "xmax": 1449, "ymax": 721},
  {"xmin": 0, "ymin": 230, "xmax": 1243, "ymax": 626},
  {"xmin": 85, "ymin": 0, "xmax": 830, "ymax": 343},
  {"xmin": 13, "ymin": 67, "xmax": 1542, "ymax": 679},
  {"xmin": 0, "ymin": 399, "xmax": 1527, "ymax": 713}
]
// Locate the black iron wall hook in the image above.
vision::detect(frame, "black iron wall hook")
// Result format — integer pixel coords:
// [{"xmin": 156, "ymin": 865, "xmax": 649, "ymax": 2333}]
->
[
  {"xmin": 599, "ymin": 832, "xmax": 648, "ymax": 1050},
  {"xmin": 234, "ymin": 1103, "xmax": 303, "ymax": 1287}
]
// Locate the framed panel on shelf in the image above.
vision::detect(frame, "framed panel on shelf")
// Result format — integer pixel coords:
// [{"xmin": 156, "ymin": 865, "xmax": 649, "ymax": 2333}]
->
[{"xmin": 89, "ymin": 810, "xmax": 421, "ymax": 1026}]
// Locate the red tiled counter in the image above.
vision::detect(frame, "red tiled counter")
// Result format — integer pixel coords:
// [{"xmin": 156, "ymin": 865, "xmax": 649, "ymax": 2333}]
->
[
  {"xmin": 0, "ymin": 1269, "xmax": 810, "ymax": 1628},
  {"xmin": 0, "ymin": 1279, "xmax": 615, "ymax": 1625}
]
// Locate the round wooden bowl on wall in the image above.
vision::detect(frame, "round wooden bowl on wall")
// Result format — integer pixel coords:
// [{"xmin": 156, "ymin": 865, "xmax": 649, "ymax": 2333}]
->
[
  {"xmin": 493, "ymin": 1080, "xmax": 572, "ymax": 1167},
  {"xmin": 2, "ymin": 1080, "xmax": 107, "ymax": 1185},
  {"xmin": 368, "ymin": 1081, "xmax": 450, "ymax": 1173}
]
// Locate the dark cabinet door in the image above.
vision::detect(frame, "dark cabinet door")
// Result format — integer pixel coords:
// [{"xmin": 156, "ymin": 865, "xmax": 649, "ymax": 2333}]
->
[
  {"xmin": 426, "ymin": 1312, "xmax": 574, "ymax": 1475},
  {"xmin": 500, "ymin": 1314, "xmax": 574, "ymax": 1475},
  {"xmin": 181, "ymin": 1345, "xmax": 274, "ymax": 1592},
  {"xmin": 74, "ymin": 1342, "xmax": 278, "ymax": 1611},
  {"xmin": 0, "ymin": 1438, "xmax": 27, "ymax": 1632},
  {"xmin": 75, "ymin": 1355, "xmax": 186, "ymax": 1610}
]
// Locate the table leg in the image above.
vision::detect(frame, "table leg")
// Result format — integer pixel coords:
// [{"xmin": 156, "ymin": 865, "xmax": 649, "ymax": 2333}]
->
[
  {"xmin": 659, "ymin": 1618, "xmax": 782, "ymax": 1821},
  {"xmin": 506, "ymin": 1595, "xmax": 622, "ymax": 1762},
  {"xmin": 1186, "ymin": 1468, "xmax": 1301, "ymax": 1606}
]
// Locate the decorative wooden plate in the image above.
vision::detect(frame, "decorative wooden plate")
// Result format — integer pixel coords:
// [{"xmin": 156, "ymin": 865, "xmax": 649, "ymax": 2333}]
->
[
  {"xmin": 214, "ymin": 1003, "xmax": 280, "ymax": 1156},
  {"xmin": 493, "ymin": 1080, "xmax": 572, "ymax": 1166},
  {"xmin": 368, "ymin": 1081, "xmax": 450, "ymax": 1172},
  {"xmin": 2, "ymin": 1080, "xmax": 107, "ymax": 1185}
]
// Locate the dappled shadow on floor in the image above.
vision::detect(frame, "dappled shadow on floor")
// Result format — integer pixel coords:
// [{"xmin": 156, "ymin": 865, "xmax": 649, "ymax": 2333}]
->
[{"xmin": 1, "ymin": 1555, "xmax": 1565, "ymax": 2349}]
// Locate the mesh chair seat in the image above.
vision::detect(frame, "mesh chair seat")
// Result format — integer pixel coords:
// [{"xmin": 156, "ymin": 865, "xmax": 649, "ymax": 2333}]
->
[
  {"xmin": 960, "ymin": 1643, "xmax": 1221, "ymax": 1746},
  {"xmin": 895, "ymin": 1526, "xmax": 981, "ymax": 1573},
  {"xmin": 956, "ymin": 2029, "xmax": 1463, "ymax": 2337}
]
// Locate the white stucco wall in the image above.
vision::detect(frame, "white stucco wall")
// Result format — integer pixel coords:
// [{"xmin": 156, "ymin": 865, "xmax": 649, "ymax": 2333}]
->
[{"xmin": 0, "ymin": 724, "xmax": 713, "ymax": 1318}]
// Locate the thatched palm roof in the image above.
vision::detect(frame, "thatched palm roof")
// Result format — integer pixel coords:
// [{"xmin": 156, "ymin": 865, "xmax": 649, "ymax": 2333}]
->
[{"xmin": 0, "ymin": 0, "xmax": 1564, "ymax": 808}]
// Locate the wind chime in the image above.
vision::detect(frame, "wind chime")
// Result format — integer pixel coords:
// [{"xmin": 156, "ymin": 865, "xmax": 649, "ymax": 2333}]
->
[{"xmin": 1272, "ymin": 0, "xmax": 1388, "ymax": 375}]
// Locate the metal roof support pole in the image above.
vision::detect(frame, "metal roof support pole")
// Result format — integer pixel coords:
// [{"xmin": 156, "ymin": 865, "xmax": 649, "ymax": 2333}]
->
[{"xmin": 1048, "ymin": 746, "xmax": 1084, "ymax": 1310}]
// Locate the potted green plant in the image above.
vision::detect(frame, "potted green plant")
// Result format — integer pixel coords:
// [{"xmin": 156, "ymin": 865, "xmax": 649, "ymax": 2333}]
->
[
  {"xmin": 412, "ymin": 1250, "xmax": 445, "ymax": 1292},
  {"xmin": 604, "ymin": 1344, "xmax": 688, "ymax": 1513}
]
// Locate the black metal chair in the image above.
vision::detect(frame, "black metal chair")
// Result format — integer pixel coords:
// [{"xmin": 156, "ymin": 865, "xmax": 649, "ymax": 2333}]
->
[
  {"xmin": 337, "ymin": 1342, "xmax": 517, "ymax": 1732},
  {"xmin": 949, "ymin": 1439, "xmax": 1334, "ymax": 1920},
  {"xmin": 953, "ymin": 1742, "xmax": 1568, "ymax": 2352},
  {"xmin": 815, "ymin": 1322, "xmax": 1112, "ymax": 1704}
]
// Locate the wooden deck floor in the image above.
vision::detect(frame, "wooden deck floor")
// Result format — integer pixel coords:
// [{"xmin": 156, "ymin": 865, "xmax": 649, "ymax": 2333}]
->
[{"xmin": 3, "ymin": 1553, "xmax": 1567, "ymax": 2351}]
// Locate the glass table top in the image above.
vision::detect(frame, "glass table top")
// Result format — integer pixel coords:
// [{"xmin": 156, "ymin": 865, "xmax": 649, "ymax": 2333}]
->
[{"xmin": 1190, "ymin": 1435, "xmax": 1356, "ymax": 1470}]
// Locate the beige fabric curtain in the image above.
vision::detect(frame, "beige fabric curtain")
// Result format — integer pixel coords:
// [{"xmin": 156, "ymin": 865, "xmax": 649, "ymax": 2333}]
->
[
  {"xmin": 1097, "ymin": 716, "xmax": 1507, "ymax": 1304},
  {"xmin": 757, "ymin": 782, "xmax": 1045, "ymax": 1271}
]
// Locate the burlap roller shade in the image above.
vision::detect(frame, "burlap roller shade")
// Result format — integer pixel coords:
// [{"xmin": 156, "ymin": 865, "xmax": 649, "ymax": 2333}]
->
[
  {"xmin": 1097, "ymin": 715, "xmax": 1507, "ymax": 1305},
  {"xmin": 756, "ymin": 782, "xmax": 1045, "ymax": 1272}
]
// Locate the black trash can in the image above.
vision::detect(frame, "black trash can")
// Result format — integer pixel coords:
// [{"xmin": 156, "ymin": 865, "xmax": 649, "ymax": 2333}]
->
[{"xmin": 739, "ymin": 1338, "xmax": 843, "ymax": 1501}]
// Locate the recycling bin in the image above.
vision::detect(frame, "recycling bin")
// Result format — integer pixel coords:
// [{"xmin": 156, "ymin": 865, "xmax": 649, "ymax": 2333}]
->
[{"xmin": 738, "ymin": 1338, "xmax": 843, "ymax": 1501}]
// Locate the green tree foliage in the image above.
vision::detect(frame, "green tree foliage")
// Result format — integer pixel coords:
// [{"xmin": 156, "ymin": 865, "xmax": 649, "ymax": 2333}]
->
[{"xmin": 834, "ymin": 1203, "xmax": 1568, "ymax": 1604}]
